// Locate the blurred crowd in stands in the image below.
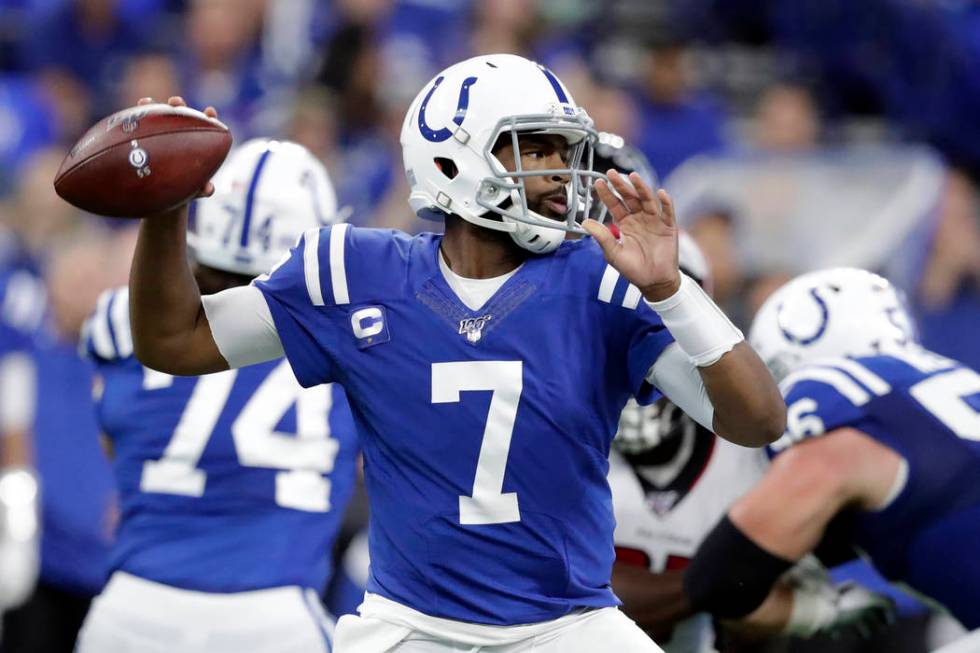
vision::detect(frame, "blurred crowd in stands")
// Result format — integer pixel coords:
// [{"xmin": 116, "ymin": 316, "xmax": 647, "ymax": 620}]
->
[{"xmin": 0, "ymin": 1, "xmax": 977, "ymax": 651}]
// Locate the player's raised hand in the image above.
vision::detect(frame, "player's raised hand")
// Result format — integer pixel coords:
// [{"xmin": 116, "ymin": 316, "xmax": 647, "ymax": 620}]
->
[{"xmin": 583, "ymin": 170, "xmax": 681, "ymax": 301}]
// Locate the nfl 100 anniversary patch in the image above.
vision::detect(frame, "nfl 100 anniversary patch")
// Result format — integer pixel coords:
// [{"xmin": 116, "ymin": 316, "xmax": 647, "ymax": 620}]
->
[{"xmin": 350, "ymin": 306, "xmax": 390, "ymax": 349}]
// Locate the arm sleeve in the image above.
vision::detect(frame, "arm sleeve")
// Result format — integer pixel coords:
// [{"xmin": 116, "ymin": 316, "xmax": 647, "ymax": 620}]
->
[
  {"xmin": 625, "ymin": 302, "xmax": 677, "ymax": 405},
  {"xmin": 0, "ymin": 352, "xmax": 36, "ymax": 434},
  {"xmin": 646, "ymin": 343, "xmax": 715, "ymax": 432},
  {"xmin": 201, "ymin": 286, "xmax": 284, "ymax": 368}
]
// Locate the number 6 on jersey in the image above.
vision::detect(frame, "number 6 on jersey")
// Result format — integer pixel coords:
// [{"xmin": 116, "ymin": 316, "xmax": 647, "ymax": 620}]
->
[{"xmin": 432, "ymin": 361, "xmax": 523, "ymax": 525}]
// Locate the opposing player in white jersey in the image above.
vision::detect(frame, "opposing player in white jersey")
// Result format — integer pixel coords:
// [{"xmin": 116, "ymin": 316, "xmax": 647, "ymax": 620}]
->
[
  {"xmin": 74, "ymin": 139, "xmax": 359, "ymax": 653},
  {"xmin": 122, "ymin": 54, "xmax": 786, "ymax": 652}
]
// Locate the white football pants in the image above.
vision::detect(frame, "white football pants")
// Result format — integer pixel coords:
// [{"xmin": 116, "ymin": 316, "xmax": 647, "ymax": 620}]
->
[
  {"xmin": 334, "ymin": 593, "xmax": 663, "ymax": 653},
  {"xmin": 75, "ymin": 572, "xmax": 334, "ymax": 653}
]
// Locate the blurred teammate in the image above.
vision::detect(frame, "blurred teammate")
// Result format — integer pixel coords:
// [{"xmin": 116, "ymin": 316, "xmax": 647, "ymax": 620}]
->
[
  {"xmin": 684, "ymin": 268, "xmax": 980, "ymax": 631},
  {"xmin": 125, "ymin": 54, "xmax": 785, "ymax": 652},
  {"xmin": 0, "ymin": 251, "xmax": 43, "ymax": 633},
  {"xmin": 74, "ymin": 140, "xmax": 359, "ymax": 653}
]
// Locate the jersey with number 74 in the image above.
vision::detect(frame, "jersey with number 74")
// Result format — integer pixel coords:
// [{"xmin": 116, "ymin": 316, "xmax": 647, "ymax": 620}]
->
[
  {"xmin": 252, "ymin": 224, "xmax": 676, "ymax": 625},
  {"xmin": 82, "ymin": 287, "xmax": 360, "ymax": 594},
  {"xmin": 771, "ymin": 348, "xmax": 980, "ymax": 628}
]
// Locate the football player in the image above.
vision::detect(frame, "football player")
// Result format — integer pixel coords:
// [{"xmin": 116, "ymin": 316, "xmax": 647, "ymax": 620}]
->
[
  {"xmin": 0, "ymin": 261, "xmax": 43, "ymax": 629},
  {"xmin": 610, "ymin": 238, "xmax": 892, "ymax": 651},
  {"xmin": 74, "ymin": 139, "xmax": 359, "ymax": 653},
  {"xmin": 125, "ymin": 54, "xmax": 785, "ymax": 652},
  {"xmin": 684, "ymin": 268, "xmax": 980, "ymax": 632}
]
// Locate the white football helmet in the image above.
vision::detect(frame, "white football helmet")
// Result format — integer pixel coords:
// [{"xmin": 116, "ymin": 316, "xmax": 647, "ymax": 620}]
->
[
  {"xmin": 189, "ymin": 139, "xmax": 338, "ymax": 276},
  {"xmin": 750, "ymin": 268, "xmax": 918, "ymax": 381},
  {"xmin": 401, "ymin": 54, "xmax": 605, "ymax": 254}
]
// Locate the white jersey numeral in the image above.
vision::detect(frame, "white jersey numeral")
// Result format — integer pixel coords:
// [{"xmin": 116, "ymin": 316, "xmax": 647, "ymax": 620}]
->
[
  {"xmin": 138, "ymin": 362, "xmax": 338, "ymax": 512},
  {"xmin": 909, "ymin": 367, "xmax": 980, "ymax": 441},
  {"xmin": 432, "ymin": 361, "xmax": 523, "ymax": 525}
]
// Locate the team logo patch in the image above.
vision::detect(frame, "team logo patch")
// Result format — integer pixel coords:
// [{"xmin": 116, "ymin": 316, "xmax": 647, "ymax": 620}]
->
[
  {"xmin": 458, "ymin": 314, "xmax": 492, "ymax": 343},
  {"xmin": 129, "ymin": 140, "xmax": 151, "ymax": 179},
  {"xmin": 351, "ymin": 306, "xmax": 390, "ymax": 350}
]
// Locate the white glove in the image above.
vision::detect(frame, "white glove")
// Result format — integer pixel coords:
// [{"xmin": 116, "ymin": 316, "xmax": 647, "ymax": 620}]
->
[
  {"xmin": 783, "ymin": 557, "xmax": 895, "ymax": 639},
  {"xmin": 0, "ymin": 467, "xmax": 40, "ymax": 611}
]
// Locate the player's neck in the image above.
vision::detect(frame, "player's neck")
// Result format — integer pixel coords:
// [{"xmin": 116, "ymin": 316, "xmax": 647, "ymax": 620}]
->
[{"xmin": 441, "ymin": 215, "xmax": 528, "ymax": 279}]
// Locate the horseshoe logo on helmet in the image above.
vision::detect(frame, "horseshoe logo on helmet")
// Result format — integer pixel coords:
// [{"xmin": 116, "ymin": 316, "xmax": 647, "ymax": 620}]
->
[
  {"xmin": 418, "ymin": 75, "xmax": 478, "ymax": 143},
  {"xmin": 777, "ymin": 287, "xmax": 830, "ymax": 346}
]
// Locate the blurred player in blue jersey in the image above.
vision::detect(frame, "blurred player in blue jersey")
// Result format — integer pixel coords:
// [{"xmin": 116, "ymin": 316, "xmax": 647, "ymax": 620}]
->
[
  {"xmin": 123, "ymin": 54, "xmax": 785, "ymax": 652},
  {"xmin": 0, "ymin": 259, "xmax": 43, "ymax": 629},
  {"xmin": 684, "ymin": 267, "xmax": 980, "ymax": 632},
  {"xmin": 74, "ymin": 139, "xmax": 359, "ymax": 653}
]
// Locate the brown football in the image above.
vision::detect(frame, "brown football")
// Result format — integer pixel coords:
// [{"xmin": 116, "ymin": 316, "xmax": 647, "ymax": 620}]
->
[{"xmin": 54, "ymin": 104, "xmax": 232, "ymax": 218}]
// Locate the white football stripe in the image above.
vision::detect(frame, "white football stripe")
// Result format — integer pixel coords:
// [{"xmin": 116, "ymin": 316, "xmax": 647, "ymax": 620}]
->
[
  {"xmin": 110, "ymin": 287, "xmax": 133, "ymax": 358},
  {"xmin": 90, "ymin": 290, "xmax": 116, "ymax": 359},
  {"xmin": 303, "ymin": 228, "xmax": 324, "ymax": 306},
  {"xmin": 597, "ymin": 265, "xmax": 619, "ymax": 303},
  {"xmin": 814, "ymin": 358, "xmax": 891, "ymax": 396},
  {"xmin": 329, "ymin": 223, "xmax": 350, "ymax": 305},
  {"xmin": 779, "ymin": 367, "xmax": 871, "ymax": 406},
  {"xmin": 622, "ymin": 284, "xmax": 642, "ymax": 309}
]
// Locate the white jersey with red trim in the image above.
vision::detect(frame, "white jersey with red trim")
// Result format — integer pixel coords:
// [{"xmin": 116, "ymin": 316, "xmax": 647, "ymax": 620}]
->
[{"xmin": 609, "ymin": 427, "xmax": 768, "ymax": 653}]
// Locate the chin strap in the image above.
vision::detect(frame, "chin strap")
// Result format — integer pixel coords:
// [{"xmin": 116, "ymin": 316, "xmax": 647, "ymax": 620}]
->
[{"xmin": 506, "ymin": 218, "xmax": 564, "ymax": 254}]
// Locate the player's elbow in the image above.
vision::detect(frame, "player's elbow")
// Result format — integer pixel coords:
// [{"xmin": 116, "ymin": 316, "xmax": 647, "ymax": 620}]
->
[
  {"xmin": 132, "ymin": 333, "xmax": 203, "ymax": 376},
  {"xmin": 716, "ymin": 399, "xmax": 786, "ymax": 448}
]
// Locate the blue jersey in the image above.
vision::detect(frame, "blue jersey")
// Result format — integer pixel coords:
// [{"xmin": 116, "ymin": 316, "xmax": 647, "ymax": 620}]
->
[
  {"xmin": 82, "ymin": 287, "xmax": 359, "ymax": 594},
  {"xmin": 253, "ymin": 225, "xmax": 675, "ymax": 625},
  {"xmin": 771, "ymin": 349, "xmax": 980, "ymax": 628},
  {"xmin": 0, "ymin": 264, "xmax": 46, "ymax": 356}
]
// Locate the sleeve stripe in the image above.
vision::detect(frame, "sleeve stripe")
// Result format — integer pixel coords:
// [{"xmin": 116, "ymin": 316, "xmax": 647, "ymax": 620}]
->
[
  {"xmin": 329, "ymin": 223, "xmax": 351, "ymax": 305},
  {"xmin": 90, "ymin": 290, "xmax": 116, "ymax": 359},
  {"xmin": 110, "ymin": 288, "xmax": 133, "ymax": 358},
  {"xmin": 597, "ymin": 264, "xmax": 620, "ymax": 303},
  {"xmin": 779, "ymin": 367, "xmax": 871, "ymax": 406},
  {"xmin": 813, "ymin": 358, "xmax": 891, "ymax": 396},
  {"xmin": 622, "ymin": 284, "xmax": 642, "ymax": 309},
  {"xmin": 303, "ymin": 228, "xmax": 325, "ymax": 306}
]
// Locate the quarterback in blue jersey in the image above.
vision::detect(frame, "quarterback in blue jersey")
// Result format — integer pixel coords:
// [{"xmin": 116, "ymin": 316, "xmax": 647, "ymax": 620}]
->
[
  {"xmin": 74, "ymin": 139, "xmax": 359, "ymax": 653},
  {"xmin": 684, "ymin": 268, "xmax": 980, "ymax": 632},
  {"xmin": 123, "ymin": 54, "xmax": 784, "ymax": 652}
]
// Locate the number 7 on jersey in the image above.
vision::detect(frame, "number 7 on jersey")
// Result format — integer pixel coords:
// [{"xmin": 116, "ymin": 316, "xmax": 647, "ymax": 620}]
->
[{"xmin": 432, "ymin": 361, "xmax": 523, "ymax": 525}]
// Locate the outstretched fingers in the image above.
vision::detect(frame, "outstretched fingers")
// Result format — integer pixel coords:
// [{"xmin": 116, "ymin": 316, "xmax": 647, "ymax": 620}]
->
[
  {"xmin": 657, "ymin": 189, "xmax": 676, "ymax": 227},
  {"xmin": 608, "ymin": 170, "xmax": 643, "ymax": 214},
  {"xmin": 595, "ymin": 178, "xmax": 629, "ymax": 222},
  {"xmin": 628, "ymin": 172, "xmax": 665, "ymax": 217}
]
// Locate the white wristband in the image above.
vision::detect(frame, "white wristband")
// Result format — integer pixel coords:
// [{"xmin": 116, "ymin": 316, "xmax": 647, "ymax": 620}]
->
[{"xmin": 644, "ymin": 273, "xmax": 743, "ymax": 367}]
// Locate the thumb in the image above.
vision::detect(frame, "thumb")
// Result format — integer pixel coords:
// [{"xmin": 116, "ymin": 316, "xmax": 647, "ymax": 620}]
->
[{"xmin": 583, "ymin": 219, "xmax": 619, "ymax": 261}]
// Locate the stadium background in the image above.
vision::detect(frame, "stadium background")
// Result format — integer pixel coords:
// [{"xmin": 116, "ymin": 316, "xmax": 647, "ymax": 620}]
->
[{"xmin": 0, "ymin": 0, "xmax": 977, "ymax": 651}]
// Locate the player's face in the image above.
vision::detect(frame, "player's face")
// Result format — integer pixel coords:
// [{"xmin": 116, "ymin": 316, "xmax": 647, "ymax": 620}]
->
[{"xmin": 494, "ymin": 134, "xmax": 571, "ymax": 219}]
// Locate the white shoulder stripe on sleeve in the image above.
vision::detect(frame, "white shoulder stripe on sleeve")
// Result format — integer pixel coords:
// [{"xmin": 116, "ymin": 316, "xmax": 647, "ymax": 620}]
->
[
  {"xmin": 779, "ymin": 367, "xmax": 872, "ymax": 406},
  {"xmin": 622, "ymin": 284, "xmax": 642, "ymax": 309},
  {"xmin": 303, "ymin": 228, "xmax": 324, "ymax": 306},
  {"xmin": 813, "ymin": 357, "xmax": 891, "ymax": 396},
  {"xmin": 329, "ymin": 223, "xmax": 351, "ymax": 305},
  {"xmin": 597, "ymin": 264, "xmax": 619, "ymax": 303},
  {"xmin": 90, "ymin": 290, "xmax": 116, "ymax": 359},
  {"xmin": 109, "ymin": 287, "xmax": 133, "ymax": 358}
]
